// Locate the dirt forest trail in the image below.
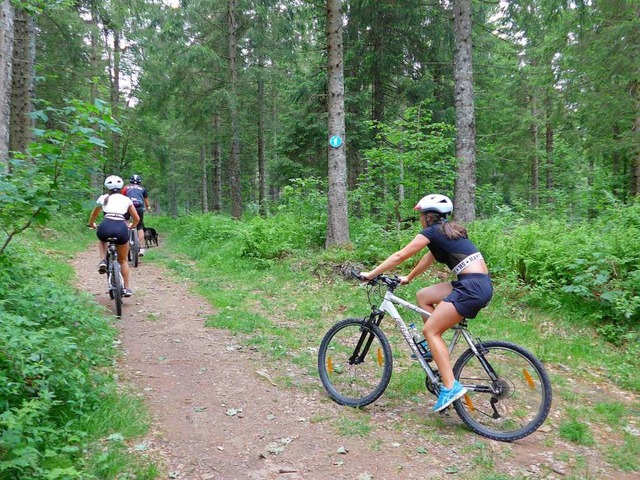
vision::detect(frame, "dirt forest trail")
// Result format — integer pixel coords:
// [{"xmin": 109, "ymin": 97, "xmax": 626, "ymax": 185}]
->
[{"xmin": 72, "ymin": 245, "xmax": 633, "ymax": 480}]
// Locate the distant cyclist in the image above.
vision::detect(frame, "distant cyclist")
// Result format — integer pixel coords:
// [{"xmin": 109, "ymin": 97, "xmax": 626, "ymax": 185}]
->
[
  {"xmin": 122, "ymin": 174, "xmax": 151, "ymax": 256},
  {"xmin": 88, "ymin": 175, "xmax": 140, "ymax": 297}
]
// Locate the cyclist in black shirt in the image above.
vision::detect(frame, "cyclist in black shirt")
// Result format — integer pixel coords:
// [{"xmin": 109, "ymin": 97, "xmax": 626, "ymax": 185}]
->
[
  {"xmin": 122, "ymin": 174, "xmax": 151, "ymax": 255},
  {"xmin": 361, "ymin": 194, "xmax": 493, "ymax": 413}
]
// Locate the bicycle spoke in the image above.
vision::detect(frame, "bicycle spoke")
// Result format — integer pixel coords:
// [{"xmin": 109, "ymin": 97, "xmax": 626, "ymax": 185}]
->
[
  {"xmin": 453, "ymin": 342, "xmax": 552, "ymax": 441},
  {"xmin": 318, "ymin": 318, "xmax": 392, "ymax": 407}
]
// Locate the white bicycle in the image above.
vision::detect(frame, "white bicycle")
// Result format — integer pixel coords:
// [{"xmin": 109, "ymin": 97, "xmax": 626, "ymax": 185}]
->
[{"xmin": 318, "ymin": 271, "xmax": 552, "ymax": 442}]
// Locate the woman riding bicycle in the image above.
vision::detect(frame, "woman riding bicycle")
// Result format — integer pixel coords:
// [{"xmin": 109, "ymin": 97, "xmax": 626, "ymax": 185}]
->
[
  {"xmin": 361, "ymin": 194, "xmax": 493, "ymax": 412},
  {"xmin": 87, "ymin": 175, "xmax": 140, "ymax": 297}
]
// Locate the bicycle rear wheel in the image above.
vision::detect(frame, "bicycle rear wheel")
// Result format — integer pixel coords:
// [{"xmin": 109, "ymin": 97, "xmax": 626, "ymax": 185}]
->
[
  {"xmin": 128, "ymin": 230, "xmax": 139, "ymax": 268},
  {"xmin": 453, "ymin": 341, "xmax": 552, "ymax": 442},
  {"xmin": 111, "ymin": 261, "xmax": 123, "ymax": 317},
  {"xmin": 318, "ymin": 318, "xmax": 392, "ymax": 407}
]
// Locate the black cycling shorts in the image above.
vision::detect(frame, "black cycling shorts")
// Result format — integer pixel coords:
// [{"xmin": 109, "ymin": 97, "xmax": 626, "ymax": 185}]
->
[
  {"xmin": 444, "ymin": 273, "xmax": 493, "ymax": 319},
  {"xmin": 135, "ymin": 207, "xmax": 145, "ymax": 231},
  {"xmin": 96, "ymin": 218, "xmax": 129, "ymax": 245}
]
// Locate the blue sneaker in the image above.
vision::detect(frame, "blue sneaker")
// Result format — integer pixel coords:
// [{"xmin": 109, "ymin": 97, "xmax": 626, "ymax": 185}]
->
[{"xmin": 433, "ymin": 380, "xmax": 467, "ymax": 412}]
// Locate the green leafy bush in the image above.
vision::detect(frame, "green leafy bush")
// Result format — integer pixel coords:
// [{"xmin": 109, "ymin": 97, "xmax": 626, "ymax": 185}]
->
[
  {"xmin": 0, "ymin": 99, "xmax": 118, "ymax": 254},
  {"xmin": 353, "ymin": 103, "xmax": 456, "ymax": 222},
  {"xmin": 473, "ymin": 203, "xmax": 640, "ymax": 329},
  {"xmin": 0, "ymin": 242, "xmax": 150, "ymax": 478},
  {"xmin": 164, "ymin": 178, "xmax": 328, "ymax": 267}
]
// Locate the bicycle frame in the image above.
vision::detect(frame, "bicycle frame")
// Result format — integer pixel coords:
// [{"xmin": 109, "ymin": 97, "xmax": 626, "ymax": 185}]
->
[
  {"xmin": 377, "ymin": 289, "xmax": 490, "ymax": 388},
  {"xmin": 107, "ymin": 242, "xmax": 118, "ymax": 286}
]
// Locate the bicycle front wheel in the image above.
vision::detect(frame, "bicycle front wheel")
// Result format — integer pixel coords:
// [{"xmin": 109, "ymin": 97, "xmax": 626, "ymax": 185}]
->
[
  {"xmin": 453, "ymin": 341, "xmax": 552, "ymax": 442},
  {"xmin": 318, "ymin": 318, "xmax": 393, "ymax": 407}
]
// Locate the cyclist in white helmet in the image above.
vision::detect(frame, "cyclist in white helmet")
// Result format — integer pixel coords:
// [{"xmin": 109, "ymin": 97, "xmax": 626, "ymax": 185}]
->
[
  {"xmin": 87, "ymin": 175, "xmax": 140, "ymax": 297},
  {"xmin": 361, "ymin": 194, "xmax": 493, "ymax": 413}
]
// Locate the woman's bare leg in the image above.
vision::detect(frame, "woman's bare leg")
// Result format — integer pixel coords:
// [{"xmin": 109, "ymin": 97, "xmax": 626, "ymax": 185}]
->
[
  {"xmin": 98, "ymin": 241, "xmax": 107, "ymax": 260},
  {"xmin": 416, "ymin": 281, "xmax": 453, "ymax": 318},
  {"xmin": 423, "ymin": 301, "xmax": 463, "ymax": 389}
]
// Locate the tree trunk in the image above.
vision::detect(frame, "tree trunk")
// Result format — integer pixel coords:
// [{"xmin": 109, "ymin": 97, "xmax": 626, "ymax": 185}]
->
[
  {"xmin": 587, "ymin": 157, "xmax": 595, "ymax": 219},
  {"xmin": 9, "ymin": 7, "xmax": 34, "ymax": 156},
  {"xmin": 257, "ymin": 61, "xmax": 267, "ymax": 217},
  {"xmin": 371, "ymin": 7, "xmax": 384, "ymax": 131},
  {"xmin": 89, "ymin": 0, "xmax": 102, "ymax": 189},
  {"xmin": 106, "ymin": 26, "xmax": 122, "ymax": 171},
  {"xmin": 325, "ymin": 0, "xmax": 350, "ymax": 248},
  {"xmin": 212, "ymin": 114, "xmax": 222, "ymax": 212},
  {"xmin": 545, "ymin": 95, "xmax": 554, "ymax": 204},
  {"xmin": 168, "ymin": 154, "xmax": 178, "ymax": 218},
  {"xmin": 632, "ymin": 81, "xmax": 640, "ymax": 196},
  {"xmin": 0, "ymin": 0, "xmax": 14, "ymax": 166},
  {"xmin": 612, "ymin": 123, "xmax": 622, "ymax": 198},
  {"xmin": 452, "ymin": 0, "xmax": 476, "ymax": 222},
  {"xmin": 201, "ymin": 144, "xmax": 209, "ymax": 213},
  {"xmin": 530, "ymin": 96, "xmax": 540, "ymax": 208},
  {"xmin": 228, "ymin": 0, "xmax": 242, "ymax": 218}
]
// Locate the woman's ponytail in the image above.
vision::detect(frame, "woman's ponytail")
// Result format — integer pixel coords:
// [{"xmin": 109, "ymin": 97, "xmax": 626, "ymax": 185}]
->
[
  {"xmin": 442, "ymin": 221, "xmax": 467, "ymax": 240},
  {"xmin": 425, "ymin": 212, "xmax": 468, "ymax": 240}
]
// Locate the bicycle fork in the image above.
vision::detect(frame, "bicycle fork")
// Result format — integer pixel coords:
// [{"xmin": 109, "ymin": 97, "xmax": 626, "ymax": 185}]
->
[{"xmin": 349, "ymin": 308, "xmax": 385, "ymax": 365}]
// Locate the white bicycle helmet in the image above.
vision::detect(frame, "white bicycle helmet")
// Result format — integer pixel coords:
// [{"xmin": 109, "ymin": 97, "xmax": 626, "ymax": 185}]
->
[
  {"xmin": 104, "ymin": 175, "xmax": 124, "ymax": 191},
  {"xmin": 414, "ymin": 194, "xmax": 453, "ymax": 216}
]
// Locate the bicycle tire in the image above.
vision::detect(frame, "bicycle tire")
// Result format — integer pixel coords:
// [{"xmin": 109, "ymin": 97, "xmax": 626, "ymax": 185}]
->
[
  {"xmin": 318, "ymin": 318, "xmax": 393, "ymax": 407},
  {"xmin": 107, "ymin": 257, "xmax": 114, "ymax": 300},
  {"xmin": 112, "ymin": 261, "xmax": 123, "ymax": 317},
  {"xmin": 452, "ymin": 341, "xmax": 552, "ymax": 442},
  {"xmin": 128, "ymin": 230, "xmax": 139, "ymax": 268}
]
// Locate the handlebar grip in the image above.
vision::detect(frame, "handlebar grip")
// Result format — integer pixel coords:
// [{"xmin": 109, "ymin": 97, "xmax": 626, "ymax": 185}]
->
[{"xmin": 351, "ymin": 270, "xmax": 366, "ymax": 281}]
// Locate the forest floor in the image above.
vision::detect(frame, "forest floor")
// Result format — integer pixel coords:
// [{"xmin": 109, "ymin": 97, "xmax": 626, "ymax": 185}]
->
[{"xmin": 72, "ymin": 245, "xmax": 638, "ymax": 480}]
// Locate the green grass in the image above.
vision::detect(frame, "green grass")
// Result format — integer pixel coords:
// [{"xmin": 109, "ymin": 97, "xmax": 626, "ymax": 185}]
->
[
  {"xmin": 334, "ymin": 414, "xmax": 372, "ymax": 437},
  {"xmin": 605, "ymin": 432, "xmax": 640, "ymax": 471},
  {"xmin": 558, "ymin": 418, "xmax": 595, "ymax": 446},
  {"xmin": 593, "ymin": 401, "xmax": 627, "ymax": 426},
  {"xmin": 79, "ymin": 391, "xmax": 150, "ymax": 439}
]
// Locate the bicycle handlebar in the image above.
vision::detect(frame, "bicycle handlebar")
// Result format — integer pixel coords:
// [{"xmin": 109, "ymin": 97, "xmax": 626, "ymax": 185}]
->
[{"xmin": 350, "ymin": 270, "xmax": 402, "ymax": 290}]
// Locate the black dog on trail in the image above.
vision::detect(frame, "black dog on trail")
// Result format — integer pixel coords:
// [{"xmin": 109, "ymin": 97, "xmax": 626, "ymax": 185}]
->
[{"xmin": 144, "ymin": 227, "xmax": 159, "ymax": 248}]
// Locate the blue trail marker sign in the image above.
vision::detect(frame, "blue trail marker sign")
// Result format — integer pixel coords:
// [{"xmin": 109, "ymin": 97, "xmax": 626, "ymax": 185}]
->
[{"xmin": 329, "ymin": 135, "xmax": 343, "ymax": 148}]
